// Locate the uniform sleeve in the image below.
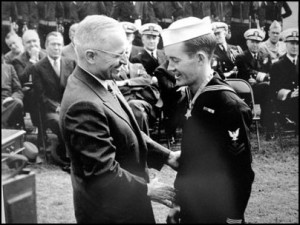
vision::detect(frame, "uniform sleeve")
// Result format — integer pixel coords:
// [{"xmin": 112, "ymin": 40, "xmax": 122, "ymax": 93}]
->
[
  {"xmin": 222, "ymin": 94, "xmax": 253, "ymax": 155},
  {"xmin": 63, "ymin": 101, "xmax": 148, "ymax": 193}
]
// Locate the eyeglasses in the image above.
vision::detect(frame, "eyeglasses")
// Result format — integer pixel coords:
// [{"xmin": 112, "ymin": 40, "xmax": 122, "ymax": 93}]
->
[{"xmin": 89, "ymin": 48, "xmax": 127, "ymax": 60}]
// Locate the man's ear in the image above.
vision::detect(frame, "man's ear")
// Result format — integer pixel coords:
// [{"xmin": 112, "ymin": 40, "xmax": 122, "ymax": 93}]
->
[
  {"xmin": 195, "ymin": 51, "xmax": 207, "ymax": 65},
  {"xmin": 85, "ymin": 50, "xmax": 96, "ymax": 64}
]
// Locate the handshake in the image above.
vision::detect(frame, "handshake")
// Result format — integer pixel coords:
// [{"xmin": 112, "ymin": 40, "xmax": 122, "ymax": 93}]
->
[{"xmin": 147, "ymin": 150, "xmax": 180, "ymax": 207}]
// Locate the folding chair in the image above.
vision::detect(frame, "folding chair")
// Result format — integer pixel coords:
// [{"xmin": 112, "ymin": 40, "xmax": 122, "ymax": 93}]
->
[
  {"xmin": 271, "ymin": 99, "xmax": 298, "ymax": 150},
  {"xmin": 226, "ymin": 78, "xmax": 261, "ymax": 151}
]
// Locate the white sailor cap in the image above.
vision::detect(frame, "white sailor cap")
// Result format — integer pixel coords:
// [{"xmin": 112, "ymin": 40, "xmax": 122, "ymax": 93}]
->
[
  {"xmin": 161, "ymin": 16, "xmax": 213, "ymax": 47},
  {"xmin": 120, "ymin": 22, "xmax": 137, "ymax": 34},
  {"xmin": 244, "ymin": 28, "xmax": 265, "ymax": 41},
  {"xmin": 139, "ymin": 23, "xmax": 162, "ymax": 36},
  {"xmin": 212, "ymin": 22, "xmax": 228, "ymax": 33},
  {"xmin": 281, "ymin": 28, "xmax": 298, "ymax": 42}
]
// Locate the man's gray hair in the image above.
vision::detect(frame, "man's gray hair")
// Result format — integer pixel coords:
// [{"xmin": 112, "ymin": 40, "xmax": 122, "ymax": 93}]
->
[{"xmin": 74, "ymin": 15, "xmax": 122, "ymax": 60}]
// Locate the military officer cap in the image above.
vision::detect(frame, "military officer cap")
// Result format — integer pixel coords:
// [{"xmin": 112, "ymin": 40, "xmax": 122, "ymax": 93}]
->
[
  {"xmin": 120, "ymin": 22, "xmax": 137, "ymax": 34},
  {"xmin": 139, "ymin": 23, "xmax": 162, "ymax": 36},
  {"xmin": 212, "ymin": 22, "xmax": 228, "ymax": 33},
  {"xmin": 244, "ymin": 28, "xmax": 265, "ymax": 41},
  {"xmin": 161, "ymin": 16, "xmax": 213, "ymax": 47},
  {"xmin": 281, "ymin": 28, "xmax": 298, "ymax": 42}
]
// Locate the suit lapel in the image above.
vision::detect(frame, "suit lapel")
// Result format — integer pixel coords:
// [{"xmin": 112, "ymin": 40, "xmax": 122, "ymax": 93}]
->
[{"xmin": 74, "ymin": 68, "xmax": 136, "ymax": 132}]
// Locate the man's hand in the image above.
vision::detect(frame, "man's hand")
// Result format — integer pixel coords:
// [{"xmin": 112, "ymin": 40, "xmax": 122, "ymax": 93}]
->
[
  {"xmin": 147, "ymin": 177, "xmax": 176, "ymax": 207},
  {"xmin": 56, "ymin": 106, "xmax": 61, "ymax": 114},
  {"xmin": 166, "ymin": 204, "xmax": 181, "ymax": 224},
  {"xmin": 29, "ymin": 46, "xmax": 40, "ymax": 62},
  {"xmin": 2, "ymin": 97, "xmax": 14, "ymax": 105},
  {"xmin": 116, "ymin": 80, "xmax": 128, "ymax": 87},
  {"xmin": 290, "ymin": 88, "xmax": 298, "ymax": 98},
  {"xmin": 166, "ymin": 151, "xmax": 181, "ymax": 171}
]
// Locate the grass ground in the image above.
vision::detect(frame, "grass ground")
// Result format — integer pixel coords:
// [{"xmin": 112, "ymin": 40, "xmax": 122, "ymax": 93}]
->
[{"xmin": 25, "ymin": 130, "xmax": 298, "ymax": 223}]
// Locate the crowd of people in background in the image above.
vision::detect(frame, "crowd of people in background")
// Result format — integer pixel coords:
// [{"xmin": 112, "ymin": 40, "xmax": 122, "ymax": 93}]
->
[{"xmin": 1, "ymin": 1, "xmax": 298, "ymax": 168}]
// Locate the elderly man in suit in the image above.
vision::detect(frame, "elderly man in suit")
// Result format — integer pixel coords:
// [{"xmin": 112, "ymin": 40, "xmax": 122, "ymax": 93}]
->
[
  {"xmin": 131, "ymin": 23, "xmax": 167, "ymax": 76},
  {"xmin": 270, "ymin": 28, "xmax": 298, "ymax": 129},
  {"xmin": 235, "ymin": 28, "xmax": 272, "ymax": 134},
  {"xmin": 2, "ymin": 57, "xmax": 24, "ymax": 129},
  {"xmin": 12, "ymin": 29, "xmax": 47, "ymax": 128},
  {"xmin": 212, "ymin": 21, "xmax": 243, "ymax": 79},
  {"xmin": 33, "ymin": 31, "xmax": 76, "ymax": 169},
  {"xmin": 59, "ymin": 15, "xmax": 180, "ymax": 223},
  {"xmin": 62, "ymin": 23, "xmax": 79, "ymax": 63}
]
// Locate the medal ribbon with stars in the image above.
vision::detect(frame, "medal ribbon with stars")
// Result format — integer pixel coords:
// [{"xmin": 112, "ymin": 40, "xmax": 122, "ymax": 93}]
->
[{"xmin": 185, "ymin": 73, "xmax": 213, "ymax": 119}]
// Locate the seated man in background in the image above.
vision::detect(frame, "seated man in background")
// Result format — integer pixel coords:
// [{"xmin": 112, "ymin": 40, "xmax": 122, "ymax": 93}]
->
[
  {"xmin": 131, "ymin": 23, "xmax": 167, "ymax": 76},
  {"xmin": 113, "ymin": 53, "xmax": 160, "ymax": 136},
  {"xmin": 270, "ymin": 28, "xmax": 298, "ymax": 130},
  {"xmin": 235, "ymin": 28, "xmax": 272, "ymax": 134},
  {"xmin": 33, "ymin": 31, "xmax": 76, "ymax": 169},
  {"xmin": 120, "ymin": 21, "xmax": 143, "ymax": 62},
  {"xmin": 12, "ymin": 29, "xmax": 47, "ymax": 128},
  {"xmin": 2, "ymin": 55, "xmax": 24, "ymax": 129},
  {"xmin": 212, "ymin": 22, "xmax": 243, "ymax": 79},
  {"xmin": 4, "ymin": 32, "xmax": 24, "ymax": 64},
  {"xmin": 62, "ymin": 23, "xmax": 79, "ymax": 63},
  {"xmin": 259, "ymin": 20, "xmax": 286, "ymax": 64}
]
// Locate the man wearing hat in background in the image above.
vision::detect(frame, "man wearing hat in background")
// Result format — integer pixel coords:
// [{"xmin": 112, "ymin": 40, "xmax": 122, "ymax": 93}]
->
[
  {"xmin": 212, "ymin": 21, "xmax": 243, "ymax": 79},
  {"xmin": 269, "ymin": 28, "xmax": 298, "ymax": 131},
  {"xmin": 131, "ymin": 23, "xmax": 167, "ymax": 77},
  {"xmin": 162, "ymin": 16, "xmax": 255, "ymax": 223},
  {"xmin": 235, "ymin": 28, "xmax": 272, "ymax": 137},
  {"xmin": 120, "ymin": 21, "xmax": 143, "ymax": 62},
  {"xmin": 259, "ymin": 20, "xmax": 286, "ymax": 64}
]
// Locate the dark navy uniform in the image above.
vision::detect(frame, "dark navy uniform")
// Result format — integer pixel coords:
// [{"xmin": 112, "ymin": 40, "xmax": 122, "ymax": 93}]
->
[
  {"xmin": 111, "ymin": 1, "xmax": 139, "ymax": 23},
  {"xmin": 270, "ymin": 54, "xmax": 298, "ymax": 125},
  {"xmin": 235, "ymin": 49, "xmax": 272, "ymax": 127},
  {"xmin": 37, "ymin": 2, "xmax": 64, "ymax": 48},
  {"xmin": 77, "ymin": 1, "xmax": 107, "ymax": 21},
  {"xmin": 135, "ymin": 1, "xmax": 157, "ymax": 24},
  {"xmin": 131, "ymin": 49, "xmax": 166, "ymax": 76},
  {"xmin": 175, "ymin": 75, "xmax": 255, "ymax": 223},
  {"xmin": 229, "ymin": 2, "xmax": 255, "ymax": 50},
  {"xmin": 214, "ymin": 44, "xmax": 243, "ymax": 79},
  {"xmin": 2, "ymin": 2, "xmax": 18, "ymax": 54},
  {"xmin": 62, "ymin": 1, "xmax": 80, "ymax": 45}
]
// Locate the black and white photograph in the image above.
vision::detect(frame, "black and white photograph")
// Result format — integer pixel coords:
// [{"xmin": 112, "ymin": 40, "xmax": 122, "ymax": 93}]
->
[{"xmin": 1, "ymin": 1, "xmax": 298, "ymax": 223}]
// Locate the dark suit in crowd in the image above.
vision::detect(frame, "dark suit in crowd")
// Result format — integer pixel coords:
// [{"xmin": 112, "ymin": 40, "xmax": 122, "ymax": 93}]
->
[
  {"xmin": 131, "ymin": 48, "xmax": 167, "ymax": 76},
  {"xmin": 33, "ymin": 56, "xmax": 76, "ymax": 160},
  {"xmin": 2, "ymin": 63, "xmax": 24, "ymax": 128},
  {"xmin": 270, "ymin": 54, "xmax": 298, "ymax": 125},
  {"xmin": 12, "ymin": 50, "xmax": 47, "ymax": 126}
]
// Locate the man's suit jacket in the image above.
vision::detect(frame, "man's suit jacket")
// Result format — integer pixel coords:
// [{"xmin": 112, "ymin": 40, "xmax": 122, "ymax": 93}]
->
[
  {"xmin": 32, "ymin": 56, "xmax": 76, "ymax": 114},
  {"xmin": 235, "ymin": 49, "xmax": 272, "ymax": 81},
  {"xmin": 1, "ymin": 63, "xmax": 23, "ymax": 101},
  {"xmin": 59, "ymin": 66, "xmax": 165, "ymax": 223},
  {"xmin": 62, "ymin": 43, "xmax": 77, "ymax": 63},
  {"xmin": 131, "ymin": 48, "xmax": 167, "ymax": 76},
  {"xmin": 12, "ymin": 50, "xmax": 47, "ymax": 85},
  {"xmin": 270, "ymin": 54, "xmax": 298, "ymax": 99}
]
